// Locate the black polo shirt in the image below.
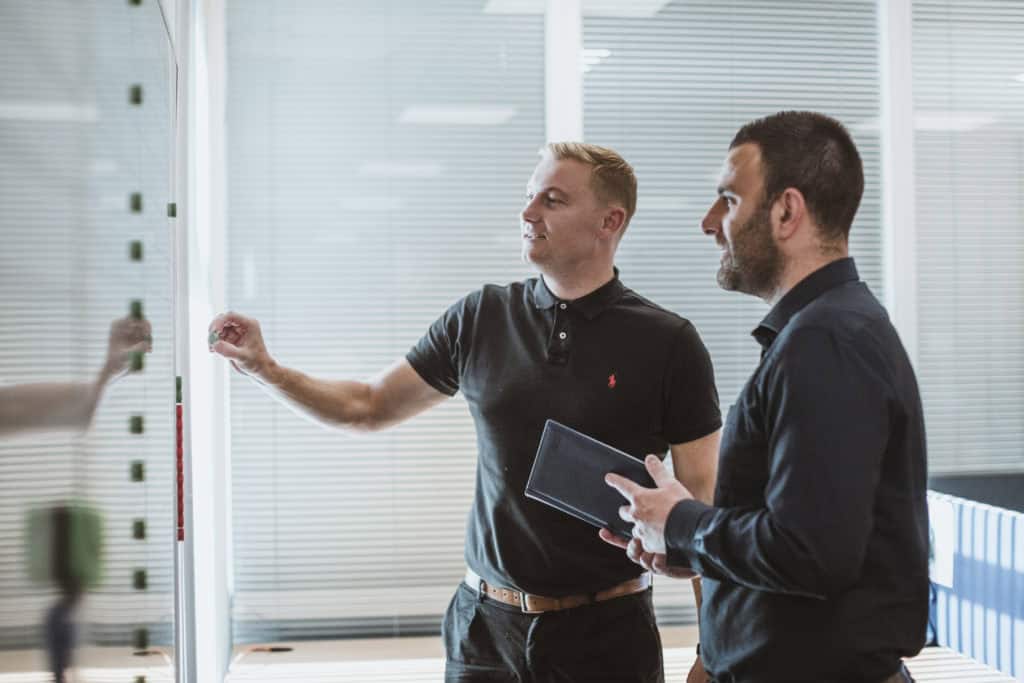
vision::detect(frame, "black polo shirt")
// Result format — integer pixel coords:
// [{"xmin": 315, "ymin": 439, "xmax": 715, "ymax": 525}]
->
[
  {"xmin": 407, "ymin": 271, "xmax": 722, "ymax": 596},
  {"xmin": 665, "ymin": 258, "xmax": 929, "ymax": 683}
]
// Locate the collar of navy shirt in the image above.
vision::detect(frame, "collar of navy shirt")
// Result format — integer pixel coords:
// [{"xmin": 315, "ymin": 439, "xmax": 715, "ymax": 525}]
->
[
  {"xmin": 752, "ymin": 256, "xmax": 860, "ymax": 353},
  {"xmin": 527, "ymin": 266, "xmax": 628, "ymax": 320}
]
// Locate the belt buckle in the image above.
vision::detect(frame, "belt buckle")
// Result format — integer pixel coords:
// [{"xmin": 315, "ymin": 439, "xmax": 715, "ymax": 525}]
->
[{"xmin": 518, "ymin": 591, "xmax": 544, "ymax": 614}]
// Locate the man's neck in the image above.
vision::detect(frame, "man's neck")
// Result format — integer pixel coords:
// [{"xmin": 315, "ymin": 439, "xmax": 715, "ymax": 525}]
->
[
  {"xmin": 763, "ymin": 249, "xmax": 849, "ymax": 307},
  {"xmin": 542, "ymin": 264, "xmax": 616, "ymax": 301}
]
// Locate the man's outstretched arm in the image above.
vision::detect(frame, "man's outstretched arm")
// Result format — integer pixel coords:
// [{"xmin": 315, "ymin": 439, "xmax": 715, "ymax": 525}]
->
[{"xmin": 209, "ymin": 312, "xmax": 448, "ymax": 434}]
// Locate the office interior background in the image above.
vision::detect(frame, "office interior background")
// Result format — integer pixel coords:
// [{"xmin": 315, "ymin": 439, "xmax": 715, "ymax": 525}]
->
[{"xmin": 0, "ymin": 0, "xmax": 1021, "ymax": 681}]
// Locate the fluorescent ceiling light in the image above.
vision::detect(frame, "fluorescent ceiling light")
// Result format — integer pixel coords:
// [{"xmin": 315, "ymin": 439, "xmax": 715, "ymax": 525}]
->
[
  {"xmin": 482, "ymin": 0, "xmax": 543, "ymax": 14},
  {"xmin": 583, "ymin": 0, "xmax": 672, "ymax": 17},
  {"xmin": 850, "ymin": 114, "xmax": 997, "ymax": 133},
  {"xmin": 914, "ymin": 112, "xmax": 996, "ymax": 132},
  {"xmin": 398, "ymin": 105, "xmax": 517, "ymax": 125},
  {"xmin": 484, "ymin": 0, "xmax": 671, "ymax": 18},
  {"xmin": 581, "ymin": 47, "xmax": 612, "ymax": 73},
  {"xmin": 357, "ymin": 162, "xmax": 443, "ymax": 179},
  {"xmin": 0, "ymin": 102, "xmax": 97, "ymax": 122},
  {"xmin": 337, "ymin": 196, "xmax": 407, "ymax": 211}
]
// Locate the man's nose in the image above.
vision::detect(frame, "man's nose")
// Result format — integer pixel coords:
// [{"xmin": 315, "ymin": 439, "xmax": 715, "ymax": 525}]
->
[
  {"xmin": 701, "ymin": 202, "xmax": 723, "ymax": 236},
  {"xmin": 521, "ymin": 197, "xmax": 542, "ymax": 225}
]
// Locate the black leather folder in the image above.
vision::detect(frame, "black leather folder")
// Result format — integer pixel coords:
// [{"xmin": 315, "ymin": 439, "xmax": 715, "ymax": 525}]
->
[{"xmin": 525, "ymin": 419, "xmax": 656, "ymax": 540}]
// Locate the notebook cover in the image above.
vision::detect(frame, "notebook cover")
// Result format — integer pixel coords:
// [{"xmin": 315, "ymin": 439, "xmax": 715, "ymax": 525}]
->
[{"xmin": 525, "ymin": 419, "xmax": 656, "ymax": 539}]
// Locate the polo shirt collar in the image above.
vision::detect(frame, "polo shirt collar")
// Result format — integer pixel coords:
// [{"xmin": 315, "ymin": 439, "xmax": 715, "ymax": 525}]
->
[
  {"xmin": 752, "ymin": 257, "xmax": 859, "ymax": 351},
  {"xmin": 529, "ymin": 268, "xmax": 627, "ymax": 320}
]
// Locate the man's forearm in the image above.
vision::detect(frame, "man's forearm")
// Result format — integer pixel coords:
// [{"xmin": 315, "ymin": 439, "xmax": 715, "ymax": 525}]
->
[
  {"xmin": 258, "ymin": 362, "xmax": 378, "ymax": 433},
  {"xmin": 0, "ymin": 381, "xmax": 102, "ymax": 438}
]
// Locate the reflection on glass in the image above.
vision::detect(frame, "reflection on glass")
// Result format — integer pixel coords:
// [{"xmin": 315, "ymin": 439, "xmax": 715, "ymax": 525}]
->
[{"xmin": 0, "ymin": 1, "xmax": 176, "ymax": 681}]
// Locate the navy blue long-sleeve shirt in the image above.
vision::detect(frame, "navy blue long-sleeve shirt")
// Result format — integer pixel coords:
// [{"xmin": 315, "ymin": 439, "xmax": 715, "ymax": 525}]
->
[{"xmin": 666, "ymin": 258, "xmax": 929, "ymax": 683}]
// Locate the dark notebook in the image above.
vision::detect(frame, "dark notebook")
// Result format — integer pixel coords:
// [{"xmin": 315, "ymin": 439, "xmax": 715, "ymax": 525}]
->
[{"xmin": 525, "ymin": 419, "xmax": 656, "ymax": 540}]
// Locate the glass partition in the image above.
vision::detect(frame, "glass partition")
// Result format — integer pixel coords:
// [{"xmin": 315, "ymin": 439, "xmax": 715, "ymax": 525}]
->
[{"xmin": 0, "ymin": 1, "xmax": 178, "ymax": 681}]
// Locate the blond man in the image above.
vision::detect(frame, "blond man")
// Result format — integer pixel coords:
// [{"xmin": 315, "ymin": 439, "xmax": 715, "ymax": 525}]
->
[{"xmin": 209, "ymin": 143, "xmax": 721, "ymax": 682}]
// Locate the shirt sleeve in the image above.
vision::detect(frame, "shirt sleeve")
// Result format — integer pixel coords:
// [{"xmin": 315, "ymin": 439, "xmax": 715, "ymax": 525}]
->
[
  {"xmin": 665, "ymin": 325, "xmax": 892, "ymax": 599},
  {"xmin": 405, "ymin": 292, "xmax": 477, "ymax": 397},
  {"xmin": 662, "ymin": 321, "xmax": 722, "ymax": 444}
]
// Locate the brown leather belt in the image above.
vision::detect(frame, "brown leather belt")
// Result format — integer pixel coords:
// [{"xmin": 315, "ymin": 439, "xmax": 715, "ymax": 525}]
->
[{"xmin": 464, "ymin": 568, "xmax": 651, "ymax": 614}]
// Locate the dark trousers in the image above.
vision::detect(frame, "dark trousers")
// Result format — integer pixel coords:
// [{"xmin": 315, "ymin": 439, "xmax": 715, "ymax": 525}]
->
[{"xmin": 443, "ymin": 582, "xmax": 664, "ymax": 683}]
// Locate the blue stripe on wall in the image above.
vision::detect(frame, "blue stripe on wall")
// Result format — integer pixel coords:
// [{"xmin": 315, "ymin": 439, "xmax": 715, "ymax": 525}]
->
[{"xmin": 929, "ymin": 492, "xmax": 1024, "ymax": 681}]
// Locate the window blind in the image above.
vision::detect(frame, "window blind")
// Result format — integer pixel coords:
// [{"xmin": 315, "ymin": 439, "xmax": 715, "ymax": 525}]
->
[{"xmin": 912, "ymin": 0, "xmax": 1024, "ymax": 474}]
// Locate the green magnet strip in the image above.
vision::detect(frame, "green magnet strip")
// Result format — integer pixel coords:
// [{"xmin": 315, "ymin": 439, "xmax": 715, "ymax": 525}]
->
[
  {"xmin": 129, "ymin": 84, "xmax": 143, "ymax": 105},
  {"xmin": 130, "ymin": 415, "xmax": 144, "ymax": 434},
  {"xmin": 133, "ymin": 569, "xmax": 147, "ymax": 590},
  {"xmin": 130, "ymin": 352, "xmax": 144, "ymax": 372},
  {"xmin": 130, "ymin": 300, "xmax": 143, "ymax": 319},
  {"xmin": 132, "ymin": 519, "xmax": 146, "ymax": 540},
  {"xmin": 130, "ymin": 193, "xmax": 143, "ymax": 213},
  {"xmin": 130, "ymin": 240, "xmax": 143, "ymax": 261},
  {"xmin": 130, "ymin": 461, "xmax": 145, "ymax": 482}
]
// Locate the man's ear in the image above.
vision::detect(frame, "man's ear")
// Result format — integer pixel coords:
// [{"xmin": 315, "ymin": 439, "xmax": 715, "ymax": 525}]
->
[
  {"xmin": 774, "ymin": 188, "xmax": 806, "ymax": 241},
  {"xmin": 601, "ymin": 206, "xmax": 627, "ymax": 240}
]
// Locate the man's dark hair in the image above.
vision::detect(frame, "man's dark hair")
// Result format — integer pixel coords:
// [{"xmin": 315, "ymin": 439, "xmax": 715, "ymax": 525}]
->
[{"xmin": 730, "ymin": 111, "xmax": 864, "ymax": 242}]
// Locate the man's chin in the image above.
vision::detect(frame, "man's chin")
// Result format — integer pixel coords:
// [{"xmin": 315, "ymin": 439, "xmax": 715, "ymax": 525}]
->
[
  {"xmin": 522, "ymin": 247, "xmax": 546, "ymax": 266},
  {"xmin": 717, "ymin": 265, "xmax": 741, "ymax": 292}
]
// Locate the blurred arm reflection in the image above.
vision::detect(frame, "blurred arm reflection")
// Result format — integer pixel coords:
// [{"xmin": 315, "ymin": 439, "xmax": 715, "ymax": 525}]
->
[{"xmin": 0, "ymin": 316, "xmax": 152, "ymax": 438}]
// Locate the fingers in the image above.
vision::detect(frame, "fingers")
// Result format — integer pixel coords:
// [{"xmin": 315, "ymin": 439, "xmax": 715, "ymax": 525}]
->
[
  {"xmin": 618, "ymin": 505, "xmax": 635, "ymax": 523},
  {"xmin": 219, "ymin": 325, "xmax": 245, "ymax": 346},
  {"xmin": 110, "ymin": 317, "xmax": 153, "ymax": 353},
  {"xmin": 209, "ymin": 313, "xmax": 256, "ymax": 354},
  {"xmin": 605, "ymin": 472, "xmax": 639, "ymax": 502},
  {"xmin": 210, "ymin": 311, "xmax": 256, "ymax": 336},
  {"xmin": 598, "ymin": 528, "xmax": 629, "ymax": 549},
  {"xmin": 212, "ymin": 339, "xmax": 245, "ymax": 361},
  {"xmin": 625, "ymin": 538, "xmax": 658, "ymax": 572},
  {"xmin": 637, "ymin": 549, "xmax": 656, "ymax": 572},
  {"xmin": 645, "ymin": 454, "xmax": 675, "ymax": 487},
  {"xmin": 651, "ymin": 553, "xmax": 697, "ymax": 579},
  {"xmin": 626, "ymin": 537, "xmax": 644, "ymax": 565}
]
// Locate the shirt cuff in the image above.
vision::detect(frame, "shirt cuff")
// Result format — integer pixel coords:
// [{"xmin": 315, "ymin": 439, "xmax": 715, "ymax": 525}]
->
[{"xmin": 665, "ymin": 498, "xmax": 713, "ymax": 567}]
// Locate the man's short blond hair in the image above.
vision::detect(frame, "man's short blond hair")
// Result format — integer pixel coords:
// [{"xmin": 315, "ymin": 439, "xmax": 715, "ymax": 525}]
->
[{"xmin": 542, "ymin": 142, "xmax": 638, "ymax": 229}]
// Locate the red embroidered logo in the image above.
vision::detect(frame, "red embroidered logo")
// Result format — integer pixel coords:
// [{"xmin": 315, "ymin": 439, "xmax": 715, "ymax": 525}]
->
[{"xmin": 608, "ymin": 374, "xmax": 617, "ymax": 389}]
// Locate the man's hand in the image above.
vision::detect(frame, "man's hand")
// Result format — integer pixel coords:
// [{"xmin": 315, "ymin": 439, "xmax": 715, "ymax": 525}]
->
[
  {"xmin": 208, "ymin": 312, "xmax": 276, "ymax": 382},
  {"xmin": 604, "ymin": 454, "xmax": 694, "ymax": 556},
  {"xmin": 686, "ymin": 655, "xmax": 710, "ymax": 683},
  {"xmin": 100, "ymin": 316, "xmax": 153, "ymax": 385},
  {"xmin": 598, "ymin": 528, "xmax": 697, "ymax": 579}
]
